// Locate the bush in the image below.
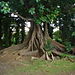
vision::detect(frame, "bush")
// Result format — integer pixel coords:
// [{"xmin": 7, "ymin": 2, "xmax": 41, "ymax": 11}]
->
[
  {"xmin": 53, "ymin": 30, "xmax": 62, "ymax": 43},
  {"xmin": 44, "ymin": 39, "xmax": 55, "ymax": 51},
  {"xmin": 64, "ymin": 42, "xmax": 72, "ymax": 52}
]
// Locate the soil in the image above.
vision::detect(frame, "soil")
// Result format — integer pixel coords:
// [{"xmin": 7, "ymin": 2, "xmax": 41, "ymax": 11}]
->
[{"xmin": 0, "ymin": 46, "xmax": 75, "ymax": 75}]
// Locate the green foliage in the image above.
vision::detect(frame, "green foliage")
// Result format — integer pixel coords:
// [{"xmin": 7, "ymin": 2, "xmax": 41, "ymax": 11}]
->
[
  {"xmin": 35, "ymin": 0, "xmax": 40, "ymax": 3},
  {"xmin": 0, "ymin": 1, "xmax": 10, "ymax": 14},
  {"xmin": 29, "ymin": 8, "xmax": 35, "ymax": 15},
  {"xmin": 46, "ymin": 8, "xmax": 60, "ymax": 22},
  {"xmin": 9, "ymin": 0, "xmax": 25, "ymax": 15},
  {"xmin": 38, "ymin": 4, "xmax": 45, "ymax": 14},
  {"xmin": 20, "ymin": 0, "xmax": 24, "ymax": 5},
  {"xmin": 60, "ymin": 53, "xmax": 75, "ymax": 58},
  {"xmin": 44, "ymin": 39, "xmax": 55, "ymax": 51},
  {"xmin": 28, "ymin": 0, "xmax": 61, "ymax": 24},
  {"xmin": 34, "ymin": 7, "xmax": 60, "ymax": 24},
  {"xmin": 53, "ymin": 30, "xmax": 62, "ymax": 43},
  {"xmin": 39, "ymin": 16, "xmax": 47, "ymax": 22},
  {"xmin": 72, "ymin": 32, "xmax": 75, "ymax": 37},
  {"xmin": 64, "ymin": 42, "xmax": 72, "ymax": 52},
  {"xmin": 35, "ymin": 19, "xmax": 42, "ymax": 24},
  {"xmin": 11, "ymin": 35, "xmax": 16, "ymax": 45}
]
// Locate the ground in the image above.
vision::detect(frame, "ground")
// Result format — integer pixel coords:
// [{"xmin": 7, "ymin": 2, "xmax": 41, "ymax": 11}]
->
[{"xmin": 0, "ymin": 47, "xmax": 75, "ymax": 75}]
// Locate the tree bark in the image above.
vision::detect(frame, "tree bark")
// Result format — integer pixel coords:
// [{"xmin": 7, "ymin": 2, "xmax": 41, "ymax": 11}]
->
[{"xmin": 1, "ymin": 21, "xmax": 65, "ymax": 60}]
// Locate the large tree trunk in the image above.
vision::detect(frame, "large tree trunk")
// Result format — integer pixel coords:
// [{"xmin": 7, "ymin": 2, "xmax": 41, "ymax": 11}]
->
[
  {"xmin": 18, "ymin": 22, "xmax": 65, "ymax": 59},
  {"xmin": 23, "ymin": 22, "xmax": 44, "ymax": 56}
]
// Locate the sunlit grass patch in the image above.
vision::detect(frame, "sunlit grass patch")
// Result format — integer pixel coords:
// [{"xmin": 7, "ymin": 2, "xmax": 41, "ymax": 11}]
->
[{"xmin": 9, "ymin": 59, "xmax": 75, "ymax": 75}]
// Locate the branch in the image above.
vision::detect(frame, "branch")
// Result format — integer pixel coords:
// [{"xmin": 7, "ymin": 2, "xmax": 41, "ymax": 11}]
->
[{"xmin": 13, "ymin": 12, "xmax": 32, "ymax": 21}]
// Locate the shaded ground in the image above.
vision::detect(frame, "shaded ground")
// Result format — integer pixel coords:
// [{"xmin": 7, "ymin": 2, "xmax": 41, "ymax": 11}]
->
[{"xmin": 0, "ymin": 47, "xmax": 75, "ymax": 75}]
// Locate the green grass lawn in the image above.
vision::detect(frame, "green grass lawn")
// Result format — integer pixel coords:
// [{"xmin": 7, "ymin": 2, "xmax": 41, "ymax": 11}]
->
[{"xmin": 8, "ymin": 59, "xmax": 75, "ymax": 75}]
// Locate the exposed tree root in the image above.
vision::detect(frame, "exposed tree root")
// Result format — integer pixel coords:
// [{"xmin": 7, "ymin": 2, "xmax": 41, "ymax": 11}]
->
[{"xmin": 0, "ymin": 22, "xmax": 67, "ymax": 61}]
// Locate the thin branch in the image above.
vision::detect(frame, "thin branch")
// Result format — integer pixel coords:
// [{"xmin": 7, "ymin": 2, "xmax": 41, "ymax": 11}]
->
[{"xmin": 13, "ymin": 12, "xmax": 32, "ymax": 21}]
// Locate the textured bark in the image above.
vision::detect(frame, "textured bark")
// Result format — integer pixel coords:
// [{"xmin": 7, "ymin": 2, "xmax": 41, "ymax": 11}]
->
[
  {"xmin": 20, "ymin": 22, "xmax": 45, "ymax": 57},
  {"xmin": 17, "ymin": 22, "xmax": 65, "ymax": 59},
  {"xmin": 1, "ymin": 21, "xmax": 66, "ymax": 60}
]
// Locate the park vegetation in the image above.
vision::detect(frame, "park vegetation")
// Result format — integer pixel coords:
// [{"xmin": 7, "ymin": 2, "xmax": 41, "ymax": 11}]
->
[{"xmin": 0, "ymin": 0, "xmax": 75, "ymax": 60}]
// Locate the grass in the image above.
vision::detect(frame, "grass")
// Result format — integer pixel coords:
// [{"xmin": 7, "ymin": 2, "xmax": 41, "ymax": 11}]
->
[{"xmin": 9, "ymin": 59, "xmax": 75, "ymax": 75}]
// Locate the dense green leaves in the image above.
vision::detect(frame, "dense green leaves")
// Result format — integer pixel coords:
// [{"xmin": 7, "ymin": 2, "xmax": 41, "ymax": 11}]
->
[
  {"xmin": 40, "ymin": 16, "xmax": 47, "ymax": 22},
  {"xmin": 0, "ymin": 1, "xmax": 10, "ymax": 14},
  {"xmin": 29, "ymin": 8, "xmax": 35, "ymax": 15},
  {"xmin": 35, "ymin": 0, "xmax": 40, "ymax": 3},
  {"xmin": 72, "ymin": 32, "xmax": 75, "ymax": 36},
  {"xmin": 44, "ymin": 39, "xmax": 55, "ymax": 51},
  {"xmin": 20, "ymin": 0, "xmax": 24, "ymax": 5},
  {"xmin": 64, "ymin": 42, "xmax": 72, "ymax": 52}
]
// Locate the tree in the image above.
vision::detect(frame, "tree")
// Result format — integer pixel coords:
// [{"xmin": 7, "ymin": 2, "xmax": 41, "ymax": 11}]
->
[
  {"xmin": 0, "ymin": 0, "xmax": 75, "ymax": 59},
  {"xmin": 11, "ymin": 0, "xmax": 65, "ymax": 58}
]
